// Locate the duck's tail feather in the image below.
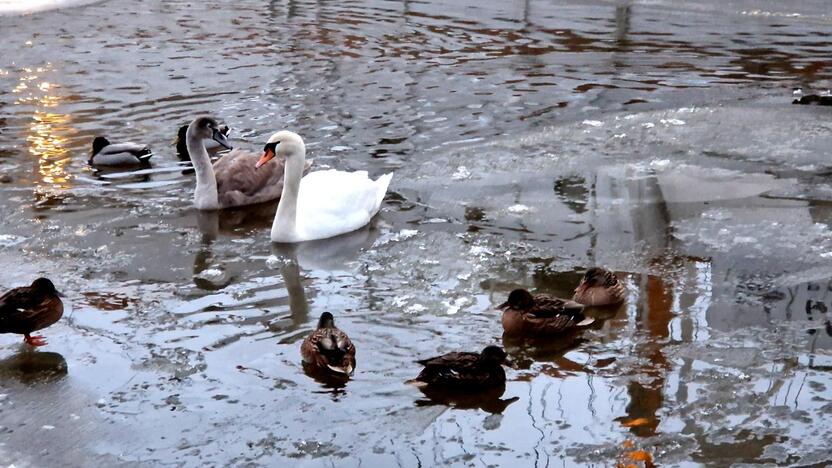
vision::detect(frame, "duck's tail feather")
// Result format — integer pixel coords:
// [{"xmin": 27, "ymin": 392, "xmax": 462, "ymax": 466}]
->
[
  {"xmin": 326, "ymin": 364, "xmax": 354, "ymax": 375},
  {"xmin": 576, "ymin": 316, "xmax": 595, "ymax": 327},
  {"xmin": 405, "ymin": 378, "xmax": 428, "ymax": 388}
]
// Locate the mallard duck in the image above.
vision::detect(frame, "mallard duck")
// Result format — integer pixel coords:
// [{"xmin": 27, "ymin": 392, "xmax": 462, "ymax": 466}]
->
[
  {"xmin": 792, "ymin": 94, "xmax": 832, "ymax": 106},
  {"xmin": 0, "ymin": 278, "xmax": 63, "ymax": 347},
  {"xmin": 498, "ymin": 288, "xmax": 593, "ymax": 336},
  {"xmin": 408, "ymin": 345, "xmax": 509, "ymax": 389},
  {"xmin": 186, "ymin": 117, "xmax": 313, "ymax": 210},
  {"xmin": 256, "ymin": 131, "xmax": 392, "ymax": 242},
  {"xmin": 300, "ymin": 312, "xmax": 356, "ymax": 376},
  {"xmin": 89, "ymin": 136, "xmax": 152, "ymax": 166},
  {"xmin": 572, "ymin": 267, "xmax": 626, "ymax": 306},
  {"xmin": 176, "ymin": 123, "xmax": 231, "ymax": 159}
]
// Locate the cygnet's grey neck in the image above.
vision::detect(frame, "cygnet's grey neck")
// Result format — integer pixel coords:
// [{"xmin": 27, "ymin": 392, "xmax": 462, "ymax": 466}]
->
[{"xmin": 187, "ymin": 128, "xmax": 219, "ymax": 210}]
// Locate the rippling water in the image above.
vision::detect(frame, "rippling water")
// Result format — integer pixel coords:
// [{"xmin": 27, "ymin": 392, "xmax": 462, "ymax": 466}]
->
[{"xmin": 1, "ymin": 0, "xmax": 832, "ymax": 466}]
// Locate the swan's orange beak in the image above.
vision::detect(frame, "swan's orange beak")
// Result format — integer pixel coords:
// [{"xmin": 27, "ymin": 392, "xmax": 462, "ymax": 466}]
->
[{"xmin": 255, "ymin": 148, "xmax": 275, "ymax": 170}]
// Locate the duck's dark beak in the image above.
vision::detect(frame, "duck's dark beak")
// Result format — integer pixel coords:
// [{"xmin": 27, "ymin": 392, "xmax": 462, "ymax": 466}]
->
[
  {"xmin": 212, "ymin": 128, "xmax": 233, "ymax": 150},
  {"xmin": 497, "ymin": 301, "xmax": 509, "ymax": 310},
  {"xmin": 255, "ymin": 147, "xmax": 275, "ymax": 170}
]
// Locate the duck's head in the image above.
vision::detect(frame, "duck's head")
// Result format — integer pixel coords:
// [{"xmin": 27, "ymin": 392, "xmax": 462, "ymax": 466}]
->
[
  {"xmin": 480, "ymin": 345, "xmax": 508, "ymax": 365},
  {"xmin": 255, "ymin": 130, "xmax": 304, "ymax": 169},
  {"xmin": 317, "ymin": 311, "xmax": 335, "ymax": 329},
  {"xmin": 91, "ymin": 136, "xmax": 110, "ymax": 155},
  {"xmin": 579, "ymin": 267, "xmax": 606, "ymax": 288},
  {"xmin": 498, "ymin": 288, "xmax": 534, "ymax": 310},
  {"xmin": 31, "ymin": 277, "xmax": 59, "ymax": 295},
  {"xmin": 187, "ymin": 116, "xmax": 232, "ymax": 150}
]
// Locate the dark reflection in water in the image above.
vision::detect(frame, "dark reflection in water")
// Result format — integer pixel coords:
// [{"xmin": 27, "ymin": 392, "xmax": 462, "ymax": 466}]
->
[
  {"xmin": 1, "ymin": 0, "xmax": 832, "ymax": 465},
  {"xmin": 0, "ymin": 349, "xmax": 68, "ymax": 385},
  {"xmin": 415, "ymin": 383, "xmax": 520, "ymax": 414}
]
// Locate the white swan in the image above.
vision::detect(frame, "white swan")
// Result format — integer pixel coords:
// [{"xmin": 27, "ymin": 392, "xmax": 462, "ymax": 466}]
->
[
  {"xmin": 90, "ymin": 137, "xmax": 152, "ymax": 166},
  {"xmin": 256, "ymin": 131, "xmax": 392, "ymax": 243},
  {"xmin": 186, "ymin": 117, "xmax": 311, "ymax": 210}
]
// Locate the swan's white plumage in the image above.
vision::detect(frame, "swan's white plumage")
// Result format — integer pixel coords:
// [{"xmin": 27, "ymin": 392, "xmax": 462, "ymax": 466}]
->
[
  {"xmin": 277, "ymin": 170, "xmax": 392, "ymax": 242},
  {"xmin": 267, "ymin": 130, "xmax": 392, "ymax": 243}
]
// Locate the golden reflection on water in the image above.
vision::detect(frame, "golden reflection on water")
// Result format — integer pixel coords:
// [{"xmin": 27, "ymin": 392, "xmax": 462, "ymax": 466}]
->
[
  {"xmin": 28, "ymin": 111, "xmax": 71, "ymax": 189},
  {"xmin": 12, "ymin": 65, "xmax": 74, "ymax": 192}
]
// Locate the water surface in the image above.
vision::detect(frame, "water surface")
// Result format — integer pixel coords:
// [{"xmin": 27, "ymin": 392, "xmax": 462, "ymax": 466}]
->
[{"xmin": 1, "ymin": 0, "xmax": 832, "ymax": 466}]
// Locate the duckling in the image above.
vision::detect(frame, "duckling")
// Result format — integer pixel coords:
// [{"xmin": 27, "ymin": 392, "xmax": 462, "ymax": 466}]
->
[
  {"xmin": 0, "ymin": 278, "xmax": 63, "ymax": 347},
  {"xmin": 176, "ymin": 123, "xmax": 231, "ymax": 160},
  {"xmin": 89, "ymin": 136, "xmax": 152, "ymax": 166},
  {"xmin": 408, "ymin": 345, "xmax": 509, "ymax": 389},
  {"xmin": 498, "ymin": 288, "xmax": 593, "ymax": 336},
  {"xmin": 572, "ymin": 267, "xmax": 626, "ymax": 306},
  {"xmin": 300, "ymin": 312, "xmax": 356, "ymax": 376}
]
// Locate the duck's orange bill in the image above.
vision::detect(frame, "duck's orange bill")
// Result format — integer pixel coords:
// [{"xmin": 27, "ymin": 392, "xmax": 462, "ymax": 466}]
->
[{"xmin": 255, "ymin": 148, "xmax": 275, "ymax": 169}]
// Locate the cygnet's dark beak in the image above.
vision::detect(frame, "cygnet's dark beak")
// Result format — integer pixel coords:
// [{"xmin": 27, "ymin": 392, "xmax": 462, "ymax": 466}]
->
[{"xmin": 212, "ymin": 128, "xmax": 233, "ymax": 150}]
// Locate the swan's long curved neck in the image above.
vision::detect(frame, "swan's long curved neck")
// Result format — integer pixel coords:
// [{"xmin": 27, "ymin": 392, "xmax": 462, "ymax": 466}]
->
[
  {"xmin": 187, "ymin": 131, "xmax": 218, "ymax": 210},
  {"xmin": 272, "ymin": 147, "xmax": 306, "ymax": 242}
]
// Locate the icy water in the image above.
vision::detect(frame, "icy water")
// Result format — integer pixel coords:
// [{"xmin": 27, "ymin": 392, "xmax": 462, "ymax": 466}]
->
[{"xmin": 1, "ymin": 0, "xmax": 832, "ymax": 466}]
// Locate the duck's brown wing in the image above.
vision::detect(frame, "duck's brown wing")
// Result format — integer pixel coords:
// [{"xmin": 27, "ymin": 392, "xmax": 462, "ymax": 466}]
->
[
  {"xmin": 302, "ymin": 327, "xmax": 355, "ymax": 370},
  {"xmin": 416, "ymin": 355, "xmax": 499, "ymax": 387},
  {"xmin": 416, "ymin": 351, "xmax": 477, "ymax": 367},
  {"xmin": 529, "ymin": 294, "xmax": 583, "ymax": 318},
  {"xmin": 0, "ymin": 291, "xmax": 63, "ymax": 334},
  {"xmin": 214, "ymin": 150, "xmax": 313, "ymax": 208}
]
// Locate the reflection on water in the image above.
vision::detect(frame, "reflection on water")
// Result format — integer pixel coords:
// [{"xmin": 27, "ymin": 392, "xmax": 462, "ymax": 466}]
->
[
  {"xmin": 0, "ymin": 349, "xmax": 68, "ymax": 384},
  {"xmin": 1, "ymin": 0, "xmax": 831, "ymax": 465}
]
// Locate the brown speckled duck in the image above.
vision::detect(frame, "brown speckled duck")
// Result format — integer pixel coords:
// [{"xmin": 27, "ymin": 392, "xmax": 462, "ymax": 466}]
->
[
  {"xmin": 573, "ymin": 267, "xmax": 626, "ymax": 306},
  {"xmin": 498, "ymin": 289, "xmax": 593, "ymax": 336},
  {"xmin": 300, "ymin": 312, "xmax": 356, "ymax": 376},
  {"xmin": 0, "ymin": 278, "xmax": 63, "ymax": 347},
  {"xmin": 408, "ymin": 346, "xmax": 509, "ymax": 389}
]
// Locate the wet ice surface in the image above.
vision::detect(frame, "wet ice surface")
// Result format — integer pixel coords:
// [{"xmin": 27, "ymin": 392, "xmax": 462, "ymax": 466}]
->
[{"xmin": 2, "ymin": 0, "xmax": 832, "ymax": 466}]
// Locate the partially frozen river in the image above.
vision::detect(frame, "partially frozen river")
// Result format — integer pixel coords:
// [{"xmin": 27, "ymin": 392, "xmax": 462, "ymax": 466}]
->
[{"xmin": 1, "ymin": 0, "xmax": 831, "ymax": 466}]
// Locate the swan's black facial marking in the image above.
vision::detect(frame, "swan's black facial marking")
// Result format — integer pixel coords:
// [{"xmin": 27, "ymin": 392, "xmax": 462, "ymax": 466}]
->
[{"xmin": 263, "ymin": 142, "xmax": 279, "ymax": 153}]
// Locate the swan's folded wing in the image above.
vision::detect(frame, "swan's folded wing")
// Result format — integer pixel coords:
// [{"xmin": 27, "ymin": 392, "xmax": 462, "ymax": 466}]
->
[
  {"xmin": 214, "ymin": 152, "xmax": 314, "ymax": 208},
  {"xmin": 213, "ymin": 149, "xmax": 294, "ymax": 206}
]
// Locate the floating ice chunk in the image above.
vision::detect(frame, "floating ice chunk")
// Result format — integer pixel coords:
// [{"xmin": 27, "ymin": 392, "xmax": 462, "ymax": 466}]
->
[
  {"xmin": 642, "ymin": 122, "xmax": 655, "ymax": 129},
  {"xmin": 265, "ymin": 255, "xmax": 283, "ymax": 269},
  {"xmin": 41, "ymin": 425, "xmax": 55, "ymax": 430},
  {"xmin": 452, "ymin": 166, "xmax": 471, "ymax": 180},
  {"xmin": 649, "ymin": 159, "xmax": 671, "ymax": 171},
  {"xmin": 406, "ymin": 304, "xmax": 428, "ymax": 314},
  {"xmin": 444, "ymin": 297, "xmax": 469, "ymax": 315},
  {"xmin": 507, "ymin": 204, "xmax": 532, "ymax": 214},
  {"xmin": 0, "ymin": 234, "xmax": 26, "ymax": 247},
  {"xmin": 582, "ymin": 120, "xmax": 604, "ymax": 127},
  {"xmin": 469, "ymin": 246, "xmax": 494, "ymax": 258},
  {"xmin": 392, "ymin": 295, "xmax": 411, "ymax": 307},
  {"xmin": 373, "ymin": 229, "xmax": 419, "ymax": 247},
  {"xmin": 660, "ymin": 118, "xmax": 686, "ymax": 126},
  {"xmin": 330, "ymin": 146, "xmax": 352, "ymax": 152}
]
